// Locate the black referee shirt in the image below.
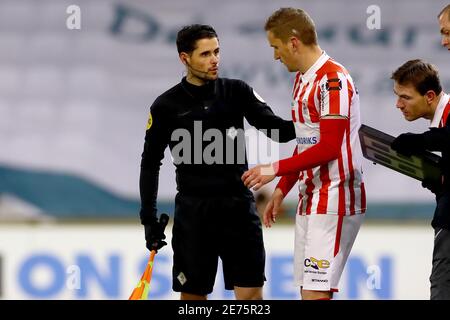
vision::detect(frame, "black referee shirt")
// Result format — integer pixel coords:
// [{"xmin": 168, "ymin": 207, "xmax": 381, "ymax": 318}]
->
[{"xmin": 139, "ymin": 77, "xmax": 295, "ymax": 225}]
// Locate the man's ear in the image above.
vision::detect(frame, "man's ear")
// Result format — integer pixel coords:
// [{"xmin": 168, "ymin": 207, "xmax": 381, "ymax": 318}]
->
[
  {"xmin": 425, "ymin": 90, "xmax": 437, "ymax": 104},
  {"xmin": 179, "ymin": 52, "xmax": 189, "ymax": 65},
  {"xmin": 290, "ymin": 36, "xmax": 300, "ymax": 51}
]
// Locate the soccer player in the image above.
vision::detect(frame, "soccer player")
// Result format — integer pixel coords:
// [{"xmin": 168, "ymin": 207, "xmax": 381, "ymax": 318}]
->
[
  {"xmin": 242, "ymin": 8, "xmax": 366, "ymax": 300},
  {"xmin": 139, "ymin": 24, "xmax": 296, "ymax": 300},
  {"xmin": 390, "ymin": 59, "xmax": 450, "ymax": 300}
]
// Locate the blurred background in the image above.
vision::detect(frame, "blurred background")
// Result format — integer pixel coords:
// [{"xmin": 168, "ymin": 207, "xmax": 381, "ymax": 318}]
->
[{"xmin": 0, "ymin": 0, "xmax": 448, "ymax": 299}]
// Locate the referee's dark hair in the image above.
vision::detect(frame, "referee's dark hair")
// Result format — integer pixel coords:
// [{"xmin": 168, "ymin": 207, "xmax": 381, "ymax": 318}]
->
[
  {"xmin": 391, "ymin": 59, "xmax": 442, "ymax": 96},
  {"xmin": 176, "ymin": 24, "xmax": 218, "ymax": 54}
]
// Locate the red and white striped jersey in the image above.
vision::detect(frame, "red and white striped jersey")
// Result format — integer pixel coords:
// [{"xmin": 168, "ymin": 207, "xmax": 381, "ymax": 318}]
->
[
  {"xmin": 291, "ymin": 52, "xmax": 366, "ymax": 216},
  {"xmin": 430, "ymin": 93, "xmax": 450, "ymax": 128}
]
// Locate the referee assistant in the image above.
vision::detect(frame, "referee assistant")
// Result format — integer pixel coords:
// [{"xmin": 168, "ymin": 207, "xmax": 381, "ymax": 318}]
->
[{"xmin": 139, "ymin": 24, "xmax": 295, "ymax": 300}]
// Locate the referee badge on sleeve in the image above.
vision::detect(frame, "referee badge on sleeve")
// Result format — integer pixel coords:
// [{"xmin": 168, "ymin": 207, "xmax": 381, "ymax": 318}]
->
[
  {"xmin": 177, "ymin": 272, "xmax": 187, "ymax": 285},
  {"xmin": 146, "ymin": 112, "xmax": 153, "ymax": 130}
]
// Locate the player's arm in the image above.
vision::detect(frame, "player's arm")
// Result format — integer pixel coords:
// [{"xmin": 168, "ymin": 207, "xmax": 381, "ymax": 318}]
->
[
  {"xmin": 274, "ymin": 70, "xmax": 353, "ymax": 175},
  {"xmin": 238, "ymin": 80, "xmax": 296, "ymax": 143},
  {"xmin": 140, "ymin": 98, "xmax": 172, "ymax": 251},
  {"xmin": 242, "ymin": 72, "xmax": 351, "ymax": 190},
  {"xmin": 242, "ymin": 117, "xmax": 347, "ymax": 190},
  {"xmin": 275, "ymin": 147, "xmax": 300, "ymax": 196},
  {"xmin": 139, "ymin": 97, "xmax": 171, "ymax": 226},
  {"xmin": 274, "ymin": 116, "xmax": 347, "ymax": 175}
]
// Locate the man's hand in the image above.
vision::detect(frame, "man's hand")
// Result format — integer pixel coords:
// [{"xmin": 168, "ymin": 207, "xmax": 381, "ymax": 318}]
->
[
  {"xmin": 263, "ymin": 188, "xmax": 285, "ymax": 228},
  {"xmin": 391, "ymin": 133, "xmax": 425, "ymax": 156},
  {"xmin": 422, "ymin": 177, "xmax": 444, "ymax": 197},
  {"xmin": 144, "ymin": 214, "xmax": 169, "ymax": 252},
  {"xmin": 241, "ymin": 164, "xmax": 276, "ymax": 191}
]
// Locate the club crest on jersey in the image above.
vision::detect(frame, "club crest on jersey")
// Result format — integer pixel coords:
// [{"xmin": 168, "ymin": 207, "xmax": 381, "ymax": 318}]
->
[
  {"xmin": 146, "ymin": 112, "xmax": 153, "ymax": 130},
  {"xmin": 253, "ymin": 89, "xmax": 266, "ymax": 103},
  {"xmin": 325, "ymin": 78, "xmax": 342, "ymax": 91}
]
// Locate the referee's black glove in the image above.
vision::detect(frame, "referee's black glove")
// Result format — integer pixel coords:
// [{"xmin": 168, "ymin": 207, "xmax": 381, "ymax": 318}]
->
[
  {"xmin": 144, "ymin": 214, "xmax": 169, "ymax": 252},
  {"xmin": 391, "ymin": 133, "xmax": 425, "ymax": 157}
]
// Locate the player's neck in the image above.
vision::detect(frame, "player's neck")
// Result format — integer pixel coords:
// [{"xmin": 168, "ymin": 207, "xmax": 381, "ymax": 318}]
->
[
  {"xmin": 297, "ymin": 45, "xmax": 323, "ymax": 74},
  {"xmin": 427, "ymin": 92, "xmax": 444, "ymax": 120},
  {"xmin": 186, "ymin": 72, "xmax": 206, "ymax": 86}
]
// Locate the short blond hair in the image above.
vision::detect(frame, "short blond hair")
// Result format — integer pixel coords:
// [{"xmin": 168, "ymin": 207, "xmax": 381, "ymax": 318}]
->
[
  {"xmin": 264, "ymin": 7, "xmax": 318, "ymax": 45},
  {"xmin": 438, "ymin": 4, "xmax": 450, "ymax": 20}
]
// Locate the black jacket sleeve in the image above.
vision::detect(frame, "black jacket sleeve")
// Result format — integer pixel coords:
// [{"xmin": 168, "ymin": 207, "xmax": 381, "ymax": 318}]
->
[
  {"xmin": 422, "ymin": 125, "xmax": 450, "ymax": 152},
  {"xmin": 238, "ymin": 81, "xmax": 295, "ymax": 143},
  {"xmin": 139, "ymin": 97, "xmax": 171, "ymax": 225}
]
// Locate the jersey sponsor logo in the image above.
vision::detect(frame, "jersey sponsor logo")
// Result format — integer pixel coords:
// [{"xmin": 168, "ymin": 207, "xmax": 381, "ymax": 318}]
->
[
  {"xmin": 311, "ymin": 279, "xmax": 329, "ymax": 283},
  {"xmin": 325, "ymin": 78, "xmax": 342, "ymax": 91},
  {"xmin": 304, "ymin": 257, "xmax": 330, "ymax": 270},
  {"xmin": 296, "ymin": 136, "xmax": 318, "ymax": 145},
  {"xmin": 253, "ymin": 89, "xmax": 266, "ymax": 103},
  {"xmin": 146, "ymin": 112, "xmax": 153, "ymax": 130}
]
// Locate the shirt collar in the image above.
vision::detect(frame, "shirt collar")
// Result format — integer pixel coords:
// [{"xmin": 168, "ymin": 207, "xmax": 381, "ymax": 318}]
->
[
  {"xmin": 430, "ymin": 93, "xmax": 450, "ymax": 128},
  {"xmin": 301, "ymin": 51, "xmax": 329, "ymax": 83},
  {"xmin": 181, "ymin": 76, "xmax": 217, "ymax": 100}
]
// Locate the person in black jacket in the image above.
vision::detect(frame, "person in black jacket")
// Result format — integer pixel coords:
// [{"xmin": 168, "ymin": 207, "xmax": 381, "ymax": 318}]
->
[
  {"xmin": 139, "ymin": 24, "xmax": 295, "ymax": 300},
  {"xmin": 390, "ymin": 59, "xmax": 450, "ymax": 300}
]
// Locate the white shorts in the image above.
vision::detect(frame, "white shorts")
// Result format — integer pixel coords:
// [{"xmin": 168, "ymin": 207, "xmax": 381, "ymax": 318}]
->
[{"xmin": 294, "ymin": 213, "xmax": 364, "ymax": 292}]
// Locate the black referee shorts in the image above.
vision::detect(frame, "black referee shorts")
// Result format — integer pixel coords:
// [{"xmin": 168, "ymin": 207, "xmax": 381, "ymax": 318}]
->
[{"xmin": 171, "ymin": 193, "xmax": 266, "ymax": 295}]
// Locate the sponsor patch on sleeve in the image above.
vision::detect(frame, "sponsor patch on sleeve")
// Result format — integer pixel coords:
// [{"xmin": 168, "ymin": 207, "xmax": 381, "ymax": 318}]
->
[
  {"xmin": 253, "ymin": 89, "xmax": 266, "ymax": 103},
  {"xmin": 325, "ymin": 78, "xmax": 342, "ymax": 91}
]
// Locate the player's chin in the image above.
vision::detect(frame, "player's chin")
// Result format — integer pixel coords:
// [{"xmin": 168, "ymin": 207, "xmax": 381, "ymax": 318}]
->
[
  {"xmin": 207, "ymin": 72, "xmax": 219, "ymax": 80},
  {"xmin": 286, "ymin": 65, "xmax": 296, "ymax": 72}
]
